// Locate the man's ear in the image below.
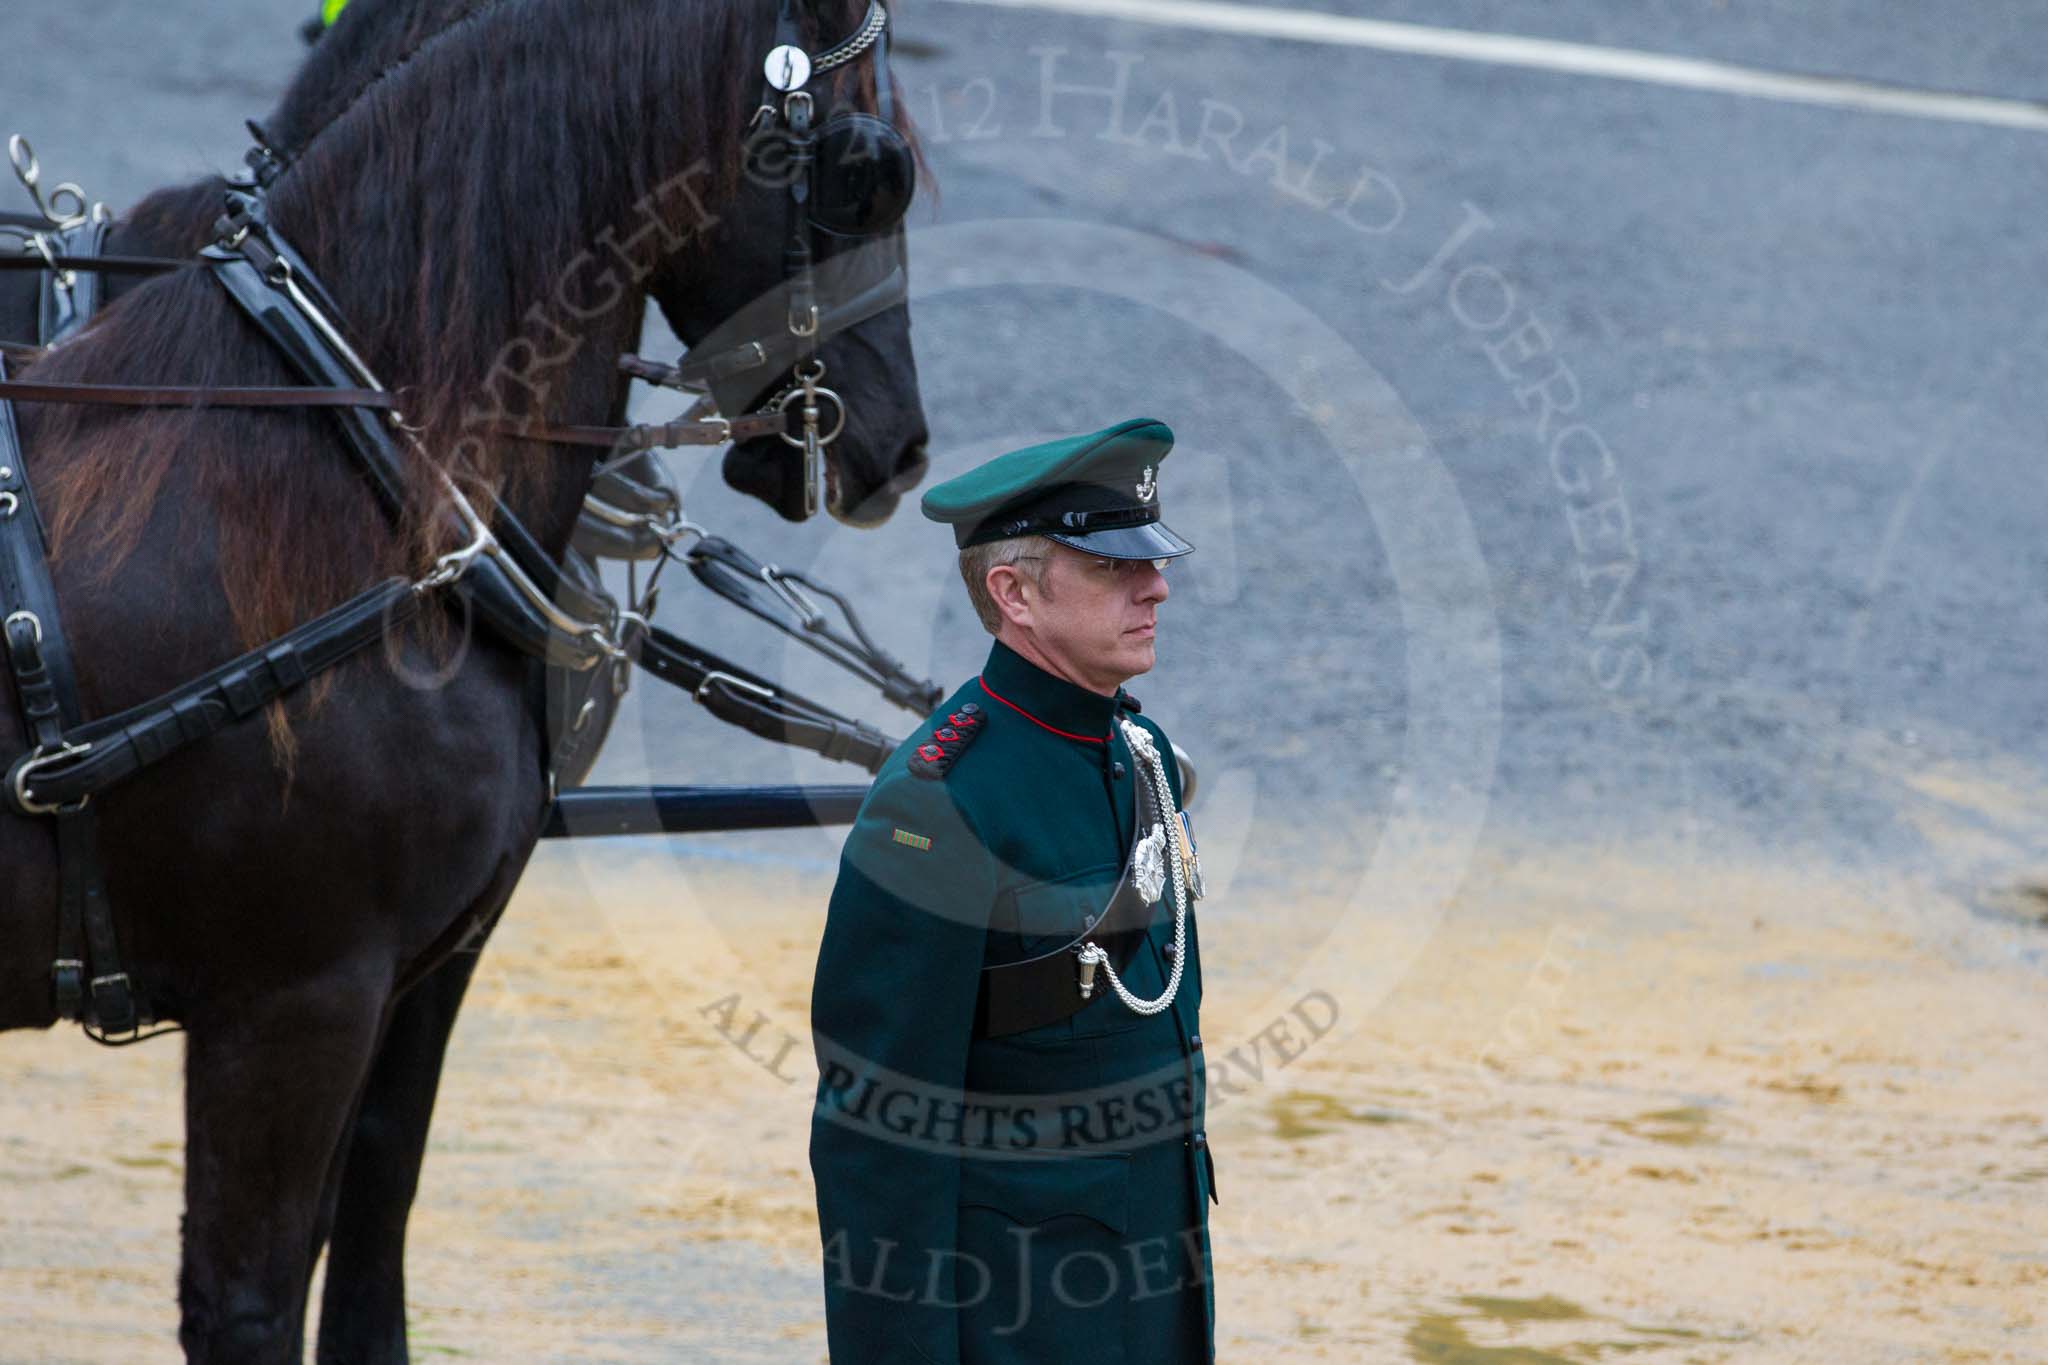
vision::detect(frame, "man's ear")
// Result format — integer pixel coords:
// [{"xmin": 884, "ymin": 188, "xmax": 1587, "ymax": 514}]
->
[{"xmin": 985, "ymin": 563, "xmax": 1036, "ymax": 630}]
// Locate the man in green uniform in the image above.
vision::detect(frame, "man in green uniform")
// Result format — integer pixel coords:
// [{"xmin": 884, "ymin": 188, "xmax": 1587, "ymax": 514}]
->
[{"xmin": 809, "ymin": 417, "xmax": 1217, "ymax": 1364}]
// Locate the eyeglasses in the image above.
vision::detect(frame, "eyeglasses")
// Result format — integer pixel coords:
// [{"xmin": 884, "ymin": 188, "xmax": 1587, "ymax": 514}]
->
[{"xmin": 1014, "ymin": 553, "xmax": 1173, "ymax": 578}]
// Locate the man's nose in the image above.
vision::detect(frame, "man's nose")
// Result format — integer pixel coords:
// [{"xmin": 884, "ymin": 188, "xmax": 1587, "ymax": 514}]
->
[{"xmin": 1137, "ymin": 565, "xmax": 1169, "ymax": 604}]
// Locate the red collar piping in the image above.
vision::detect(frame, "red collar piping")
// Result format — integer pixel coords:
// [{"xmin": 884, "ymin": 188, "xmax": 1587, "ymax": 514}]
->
[{"xmin": 976, "ymin": 675, "xmax": 1107, "ymax": 744}]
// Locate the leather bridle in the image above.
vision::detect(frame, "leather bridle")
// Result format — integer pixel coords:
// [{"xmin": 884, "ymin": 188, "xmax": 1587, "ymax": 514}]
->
[{"xmin": 630, "ymin": 0, "xmax": 914, "ymax": 520}]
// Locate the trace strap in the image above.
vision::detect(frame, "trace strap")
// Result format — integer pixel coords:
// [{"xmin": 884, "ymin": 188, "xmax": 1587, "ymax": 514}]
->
[
  {"xmin": 4, "ymin": 579, "xmax": 420, "ymax": 813},
  {"xmin": 632, "ymin": 623, "xmax": 897, "ymax": 773},
  {"xmin": 682, "ymin": 534, "xmax": 942, "ymax": 715}
]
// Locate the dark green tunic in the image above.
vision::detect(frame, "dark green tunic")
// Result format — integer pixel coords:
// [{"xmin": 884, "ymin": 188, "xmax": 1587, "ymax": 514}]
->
[{"xmin": 809, "ymin": 639, "xmax": 1216, "ymax": 1364}]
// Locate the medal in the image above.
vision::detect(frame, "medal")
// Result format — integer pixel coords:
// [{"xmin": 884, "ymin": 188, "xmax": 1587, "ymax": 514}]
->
[
  {"xmin": 1133, "ymin": 823, "xmax": 1167, "ymax": 904},
  {"xmin": 1176, "ymin": 809, "xmax": 1206, "ymax": 900}
]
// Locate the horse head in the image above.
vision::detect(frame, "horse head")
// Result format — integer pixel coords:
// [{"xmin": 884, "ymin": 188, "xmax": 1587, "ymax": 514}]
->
[{"xmin": 647, "ymin": 0, "xmax": 930, "ymax": 528}]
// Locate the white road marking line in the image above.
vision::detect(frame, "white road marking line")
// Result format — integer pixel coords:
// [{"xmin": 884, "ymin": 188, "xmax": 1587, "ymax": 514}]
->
[{"xmin": 946, "ymin": 0, "xmax": 2048, "ymax": 133}]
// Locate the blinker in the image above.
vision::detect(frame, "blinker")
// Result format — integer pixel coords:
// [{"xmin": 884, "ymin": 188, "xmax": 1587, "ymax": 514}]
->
[{"xmin": 812, "ymin": 114, "xmax": 916, "ymax": 237}]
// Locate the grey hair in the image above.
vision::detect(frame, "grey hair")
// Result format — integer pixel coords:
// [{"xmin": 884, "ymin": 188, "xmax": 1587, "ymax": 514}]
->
[{"xmin": 958, "ymin": 534, "xmax": 1055, "ymax": 634}]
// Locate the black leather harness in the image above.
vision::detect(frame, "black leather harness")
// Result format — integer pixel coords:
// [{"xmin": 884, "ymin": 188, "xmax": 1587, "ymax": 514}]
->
[
  {"xmin": 0, "ymin": 348, "xmax": 429, "ymax": 1039},
  {"xmin": 0, "ymin": 356, "xmax": 132, "ymax": 1034},
  {"xmin": 0, "ymin": 180, "xmax": 923, "ymax": 1038},
  {"xmin": 1, "ymin": 12, "xmax": 934, "ymax": 1030}
]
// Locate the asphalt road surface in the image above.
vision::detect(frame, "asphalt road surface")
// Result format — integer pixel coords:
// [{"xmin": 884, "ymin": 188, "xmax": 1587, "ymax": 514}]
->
[
  {"xmin": 2, "ymin": 1, "xmax": 2045, "ymax": 1360},
  {"xmin": 5, "ymin": 0, "xmax": 2044, "ymax": 905}
]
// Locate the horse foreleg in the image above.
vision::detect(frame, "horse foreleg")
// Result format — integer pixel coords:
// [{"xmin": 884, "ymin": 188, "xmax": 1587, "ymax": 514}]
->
[
  {"xmin": 310, "ymin": 942, "xmax": 485, "ymax": 1365},
  {"xmin": 177, "ymin": 968, "xmax": 389, "ymax": 1364}
]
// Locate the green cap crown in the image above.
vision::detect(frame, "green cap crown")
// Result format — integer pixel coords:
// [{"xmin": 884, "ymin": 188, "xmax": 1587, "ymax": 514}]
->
[{"xmin": 920, "ymin": 418, "xmax": 1192, "ymax": 560}]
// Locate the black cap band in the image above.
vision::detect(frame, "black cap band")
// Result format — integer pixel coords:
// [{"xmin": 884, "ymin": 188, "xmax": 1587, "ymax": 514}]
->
[{"xmin": 959, "ymin": 502, "xmax": 1161, "ymax": 549}]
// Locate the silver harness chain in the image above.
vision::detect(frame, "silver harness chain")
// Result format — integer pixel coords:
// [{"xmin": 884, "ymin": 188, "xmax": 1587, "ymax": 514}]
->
[{"xmin": 1076, "ymin": 717, "xmax": 1189, "ymax": 1016}]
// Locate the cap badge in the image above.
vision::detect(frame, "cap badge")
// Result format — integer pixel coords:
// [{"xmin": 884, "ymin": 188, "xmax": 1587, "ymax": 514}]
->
[{"xmin": 1135, "ymin": 465, "xmax": 1156, "ymax": 503}]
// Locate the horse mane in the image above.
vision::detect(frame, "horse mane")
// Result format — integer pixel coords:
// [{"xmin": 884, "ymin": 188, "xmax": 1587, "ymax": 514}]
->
[
  {"xmin": 98, "ymin": 0, "xmax": 510, "ymax": 289},
  {"xmin": 28, "ymin": 0, "xmax": 892, "ymax": 669},
  {"xmin": 266, "ymin": 0, "xmax": 504, "ymax": 156}
]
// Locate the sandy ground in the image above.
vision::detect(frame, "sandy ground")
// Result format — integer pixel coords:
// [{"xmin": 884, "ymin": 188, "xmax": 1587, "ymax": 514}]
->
[{"xmin": 1, "ymin": 837, "xmax": 2042, "ymax": 1364}]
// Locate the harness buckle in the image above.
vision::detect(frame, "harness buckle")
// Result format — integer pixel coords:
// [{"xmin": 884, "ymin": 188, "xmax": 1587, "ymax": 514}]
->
[
  {"xmin": 760, "ymin": 565, "xmax": 826, "ymax": 629},
  {"xmin": 694, "ymin": 670, "xmax": 777, "ymax": 706},
  {"xmin": 660, "ymin": 516, "xmax": 710, "ymax": 549},
  {"xmin": 88, "ymin": 972, "xmax": 136, "ymax": 1036},
  {"xmin": 12, "ymin": 738, "xmax": 93, "ymax": 816},
  {"xmin": 50, "ymin": 958, "xmax": 83, "ymax": 1020},
  {"xmin": 414, "ymin": 520, "xmax": 493, "ymax": 594}
]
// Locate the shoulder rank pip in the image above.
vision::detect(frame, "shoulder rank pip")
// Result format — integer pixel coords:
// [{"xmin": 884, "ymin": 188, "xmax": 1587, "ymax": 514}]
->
[{"xmin": 908, "ymin": 701, "xmax": 987, "ymax": 779}]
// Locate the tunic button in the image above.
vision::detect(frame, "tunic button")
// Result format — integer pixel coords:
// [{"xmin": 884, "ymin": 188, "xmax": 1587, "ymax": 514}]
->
[
  {"xmin": 1189, "ymin": 1034, "xmax": 1202, "ymax": 1052},
  {"xmin": 1162, "ymin": 940, "xmax": 1177, "ymax": 960},
  {"xmin": 1111, "ymin": 761, "xmax": 1127, "ymax": 779},
  {"xmin": 1191, "ymin": 1131, "xmax": 1207, "ymax": 1149}
]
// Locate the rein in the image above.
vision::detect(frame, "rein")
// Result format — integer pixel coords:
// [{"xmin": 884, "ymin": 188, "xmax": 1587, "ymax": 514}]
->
[
  {"xmin": 0, "ymin": 376, "xmax": 786, "ymax": 450},
  {"xmin": 0, "ymin": 253, "xmax": 184, "ymax": 275}
]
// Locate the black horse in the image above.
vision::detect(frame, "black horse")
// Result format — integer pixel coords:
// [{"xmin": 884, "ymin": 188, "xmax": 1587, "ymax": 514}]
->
[{"xmin": 0, "ymin": 0, "xmax": 926, "ymax": 1359}]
